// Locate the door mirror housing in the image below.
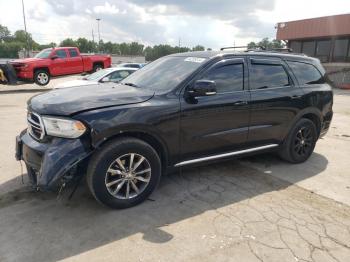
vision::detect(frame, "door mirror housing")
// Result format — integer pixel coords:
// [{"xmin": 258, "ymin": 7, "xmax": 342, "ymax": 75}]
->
[
  {"xmin": 188, "ymin": 80, "xmax": 217, "ymax": 97},
  {"xmin": 51, "ymin": 55, "xmax": 58, "ymax": 60}
]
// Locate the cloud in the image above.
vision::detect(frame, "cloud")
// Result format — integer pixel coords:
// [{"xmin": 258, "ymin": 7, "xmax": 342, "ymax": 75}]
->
[{"xmin": 42, "ymin": 0, "xmax": 276, "ymax": 48}]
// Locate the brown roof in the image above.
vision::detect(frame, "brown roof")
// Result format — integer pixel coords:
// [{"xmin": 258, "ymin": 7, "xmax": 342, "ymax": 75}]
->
[{"xmin": 276, "ymin": 13, "xmax": 350, "ymax": 40}]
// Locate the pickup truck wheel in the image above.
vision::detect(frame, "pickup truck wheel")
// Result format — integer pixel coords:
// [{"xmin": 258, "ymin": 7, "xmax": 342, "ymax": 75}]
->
[
  {"xmin": 93, "ymin": 64, "xmax": 103, "ymax": 72},
  {"xmin": 87, "ymin": 137, "xmax": 161, "ymax": 209},
  {"xmin": 279, "ymin": 118, "xmax": 317, "ymax": 163},
  {"xmin": 34, "ymin": 70, "xmax": 50, "ymax": 86}
]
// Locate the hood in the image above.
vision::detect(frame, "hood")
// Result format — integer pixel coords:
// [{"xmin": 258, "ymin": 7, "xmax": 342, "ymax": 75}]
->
[
  {"xmin": 28, "ymin": 83, "xmax": 155, "ymax": 116},
  {"xmin": 11, "ymin": 57, "xmax": 45, "ymax": 64},
  {"xmin": 54, "ymin": 79, "xmax": 98, "ymax": 89}
]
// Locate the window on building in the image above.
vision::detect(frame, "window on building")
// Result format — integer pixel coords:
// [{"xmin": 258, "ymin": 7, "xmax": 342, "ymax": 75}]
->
[
  {"xmin": 55, "ymin": 49, "xmax": 67, "ymax": 58},
  {"xmin": 333, "ymin": 39, "xmax": 349, "ymax": 62},
  {"xmin": 250, "ymin": 64, "xmax": 290, "ymax": 90},
  {"xmin": 287, "ymin": 61, "xmax": 325, "ymax": 85},
  {"xmin": 290, "ymin": 41, "xmax": 302, "ymax": 53},
  {"xmin": 316, "ymin": 40, "xmax": 331, "ymax": 62},
  {"xmin": 202, "ymin": 63, "xmax": 244, "ymax": 93},
  {"xmin": 69, "ymin": 49, "xmax": 79, "ymax": 57},
  {"xmin": 302, "ymin": 41, "xmax": 316, "ymax": 57}
]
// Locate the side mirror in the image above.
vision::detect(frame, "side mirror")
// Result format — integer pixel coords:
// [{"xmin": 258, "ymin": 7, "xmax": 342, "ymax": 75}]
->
[
  {"xmin": 51, "ymin": 55, "xmax": 58, "ymax": 60},
  {"xmin": 188, "ymin": 80, "xmax": 217, "ymax": 97},
  {"xmin": 101, "ymin": 77, "xmax": 110, "ymax": 83}
]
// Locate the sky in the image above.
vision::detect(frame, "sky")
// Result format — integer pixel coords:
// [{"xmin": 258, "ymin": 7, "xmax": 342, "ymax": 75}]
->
[{"xmin": 0, "ymin": 0, "xmax": 349, "ymax": 49}]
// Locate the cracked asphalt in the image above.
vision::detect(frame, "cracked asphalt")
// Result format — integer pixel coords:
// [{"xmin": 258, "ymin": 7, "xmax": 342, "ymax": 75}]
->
[{"xmin": 0, "ymin": 85, "xmax": 349, "ymax": 262}]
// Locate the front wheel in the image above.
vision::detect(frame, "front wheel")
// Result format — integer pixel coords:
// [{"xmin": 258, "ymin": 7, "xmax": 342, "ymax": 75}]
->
[
  {"xmin": 279, "ymin": 118, "xmax": 318, "ymax": 163},
  {"xmin": 34, "ymin": 69, "xmax": 50, "ymax": 86},
  {"xmin": 87, "ymin": 137, "xmax": 161, "ymax": 209}
]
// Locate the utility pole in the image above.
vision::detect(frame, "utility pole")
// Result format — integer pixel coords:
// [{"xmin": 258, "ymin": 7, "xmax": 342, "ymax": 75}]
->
[
  {"xmin": 21, "ymin": 0, "xmax": 30, "ymax": 57},
  {"xmin": 178, "ymin": 37, "xmax": 181, "ymax": 48},
  {"xmin": 96, "ymin": 18, "xmax": 101, "ymax": 52}
]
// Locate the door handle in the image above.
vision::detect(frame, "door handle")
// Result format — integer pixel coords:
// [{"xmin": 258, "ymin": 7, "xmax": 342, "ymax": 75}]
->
[
  {"xmin": 233, "ymin": 101, "xmax": 248, "ymax": 105},
  {"xmin": 291, "ymin": 95, "xmax": 302, "ymax": 99}
]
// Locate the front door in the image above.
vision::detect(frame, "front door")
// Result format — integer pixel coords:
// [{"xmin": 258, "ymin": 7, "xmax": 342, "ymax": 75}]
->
[
  {"xmin": 179, "ymin": 58, "xmax": 250, "ymax": 161},
  {"xmin": 50, "ymin": 49, "xmax": 69, "ymax": 76}
]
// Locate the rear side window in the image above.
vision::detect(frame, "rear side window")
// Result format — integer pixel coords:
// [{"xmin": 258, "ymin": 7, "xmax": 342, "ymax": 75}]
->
[
  {"xmin": 250, "ymin": 64, "xmax": 290, "ymax": 90},
  {"xmin": 287, "ymin": 61, "xmax": 325, "ymax": 85},
  {"xmin": 69, "ymin": 49, "xmax": 78, "ymax": 57},
  {"xmin": 201, "ymin": 63, "xmax": 244, "ymax": 93},
  {"xmin": 55, "ymin": 49, "xmax": 67, "ymax": 58}
]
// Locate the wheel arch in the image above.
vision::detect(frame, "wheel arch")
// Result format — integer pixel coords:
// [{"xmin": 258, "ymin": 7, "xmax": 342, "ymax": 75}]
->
[
  {"xmin": 93, "ymin": 61, "xmax": 104, "ymax": 68},
  {"xmin": 93, "ymin": 129, "xmax": 169, "ymax": 172},
  {"xmin": 286, "ymin": 108, "xmax": 323, "ymax": 140},
  {"xmin": 33, "ymin": 67, "xmax": 50, "ymax": 75}
]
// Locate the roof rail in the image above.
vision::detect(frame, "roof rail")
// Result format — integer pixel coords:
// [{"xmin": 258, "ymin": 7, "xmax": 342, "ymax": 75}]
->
[{"xmin": 220, "ymin": 46, "xmax": 265, "ymax": 51}]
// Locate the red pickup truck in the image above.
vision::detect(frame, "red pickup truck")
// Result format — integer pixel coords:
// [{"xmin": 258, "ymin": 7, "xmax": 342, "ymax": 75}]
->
[{"xmin": 10, "ymin": 47, "xmax": 111, "ymax": 85}]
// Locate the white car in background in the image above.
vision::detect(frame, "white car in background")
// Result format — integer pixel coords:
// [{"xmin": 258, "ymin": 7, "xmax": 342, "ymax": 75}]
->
[
  {"xmin": 118, "ymin": 63, "xmax": 146, "ymax": 69},
  {"xmin": 54, "ymin": 67, "xmax": 138, "ymax": 89}
]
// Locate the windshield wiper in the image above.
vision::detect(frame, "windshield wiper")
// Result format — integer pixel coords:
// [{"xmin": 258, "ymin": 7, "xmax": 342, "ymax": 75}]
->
[{"xmin": 123, "ymin": 82, "xmax": 139, "ymax": 88}]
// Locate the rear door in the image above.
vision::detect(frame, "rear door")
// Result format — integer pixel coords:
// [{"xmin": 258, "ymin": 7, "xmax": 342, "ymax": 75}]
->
[
  {"xmin": 67, "ymin": 48, "xmax": 84, "ymax": 74},
  {"xmin": 247, "ymin": 57, "xmax": 304, "ymax": 146},
  {"xmin": 179, "ymin": 57, "xmax": 250, "ymax": 161}
]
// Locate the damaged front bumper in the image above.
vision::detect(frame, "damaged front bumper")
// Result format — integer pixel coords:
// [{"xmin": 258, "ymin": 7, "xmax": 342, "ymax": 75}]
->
[{"xmin": 16, "ymin": 129, "xmax": 92, "ymax": 190}]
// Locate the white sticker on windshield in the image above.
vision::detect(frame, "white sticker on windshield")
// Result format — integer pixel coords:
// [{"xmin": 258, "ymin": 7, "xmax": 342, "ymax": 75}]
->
[{"xmin": 184, "ymin": 57, "xmax": 206, "ymax": 63}]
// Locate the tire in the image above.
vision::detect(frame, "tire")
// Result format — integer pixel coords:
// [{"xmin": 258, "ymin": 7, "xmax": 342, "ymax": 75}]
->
[
  {"xmin": 279, "ymin": 118, "xmax": 318, "ymax": 163},
  {"xmin": 87, "ymin": 137, "xmax": 161, "ymax": 209},
  {"xmin": 34, "ymin": 69, "xmax": 50, "ymax": 86},
  {"xmin": 93, "ymin": 64, "xmax": 103, "ymax": 72}
]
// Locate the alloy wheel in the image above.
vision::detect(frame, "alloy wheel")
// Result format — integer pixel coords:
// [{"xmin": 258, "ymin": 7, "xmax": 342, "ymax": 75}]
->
[
  {"xmin": 37, "ymin": 72, "xmax": 48, "ymax": 85},
  {"xmin": 104, "ymin": 153, "xmax": 152, "ymax": 199},
  {"xmin": 293, "ymin": 126, "xmax": 313, "ymax": 157}
]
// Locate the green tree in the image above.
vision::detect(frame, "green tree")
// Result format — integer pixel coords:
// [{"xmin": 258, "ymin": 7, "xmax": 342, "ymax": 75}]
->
[
  {"xmin": 0, "ymin": 24, "xmax": 11, "ymax": 42},
  {"xmin": 192, "ymin": 45, "xmax": 205, "ymax": 51},
  {"xmin": 59, "ymin": 38, "xmax": 78, "ymax": 47},
  {"xmin": 247, "ymin": 38, "xmax": 285, "ymax": 50}
]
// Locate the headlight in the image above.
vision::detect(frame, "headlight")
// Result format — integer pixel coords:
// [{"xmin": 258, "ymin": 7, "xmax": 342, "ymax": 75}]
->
[{"xmin": 42, "ymin": 116, "xmax": 86, "ymax": 138}]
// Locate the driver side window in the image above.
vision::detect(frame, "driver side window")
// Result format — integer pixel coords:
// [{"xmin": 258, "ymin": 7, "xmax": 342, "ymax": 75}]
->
[
  {"xmin": 200, "ymin": 63, "xmax": 244, "ymax": 93},
  {"xmin": 109, "ymin": 70, "xmax": 130, "ymax": 81}
]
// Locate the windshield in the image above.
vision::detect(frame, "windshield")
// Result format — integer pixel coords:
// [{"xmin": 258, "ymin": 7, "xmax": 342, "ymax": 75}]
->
[
  {"xmin": 84, "ymin": 69, "xmax": 111, "ymax": 81},
  {"xmin": 120, "ymin": 56, "xmax": 207, "ymax": 92},
  {"xmin": 35, "ymin": 49, "xmax": 52, "ymax": 59}
]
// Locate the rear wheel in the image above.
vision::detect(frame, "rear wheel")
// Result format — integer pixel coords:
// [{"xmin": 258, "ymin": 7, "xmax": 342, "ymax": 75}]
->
[
  {"xmin": 87, "ymin": 137, "xmax": 161, "ymax": 209},
  {"xmin": 279, "ymin": 118, "xmax": 318, "ymax": 163},
  {"xmin": 34, "ymin": 69, "xmax": 50, "ymax": 86},
  {"xmin": 93, "ymin": 64, "xmax": 103, "ymax": 72}
]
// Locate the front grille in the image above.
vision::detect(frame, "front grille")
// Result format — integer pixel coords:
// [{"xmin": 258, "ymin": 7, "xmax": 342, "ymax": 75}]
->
[{"xmin": 27, "ymin": 112, "xmax": 45, "ymax": 140}]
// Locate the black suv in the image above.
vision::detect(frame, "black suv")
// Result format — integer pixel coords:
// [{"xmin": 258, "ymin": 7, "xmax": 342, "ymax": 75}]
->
[{"xmin": 16, "ymin": 50, "xmax": 333, "ymax": 209}]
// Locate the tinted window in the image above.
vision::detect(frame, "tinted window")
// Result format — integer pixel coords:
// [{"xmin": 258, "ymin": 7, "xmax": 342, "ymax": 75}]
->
[
  {"xmin": 69, "ymin": 49, "xmax": 78, "ymax": 57},
  {"xmin": 334, "ymin": 39, "xmax": 349, "ymax": 61},
  {"xmin": 55, "ymin": 49, "xmax": 67, "ymax": 58},
  {"xmin": 201, "ymin": 63, "xmax": 243, "ymax": 93},
  {"xmin": 302, "ymin": 41, "xmax": 316, "ymax": 56},
  {"xmin": 250, "ymin": 64, "xmax": 290, "ymax": 90},
  {"xmin": 290, "ymin": 41, "xmax": 302, "ymax": 53},
  {"xmin": 287, "ymin": 61, "xmax": 325, "ymax": 85}
]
